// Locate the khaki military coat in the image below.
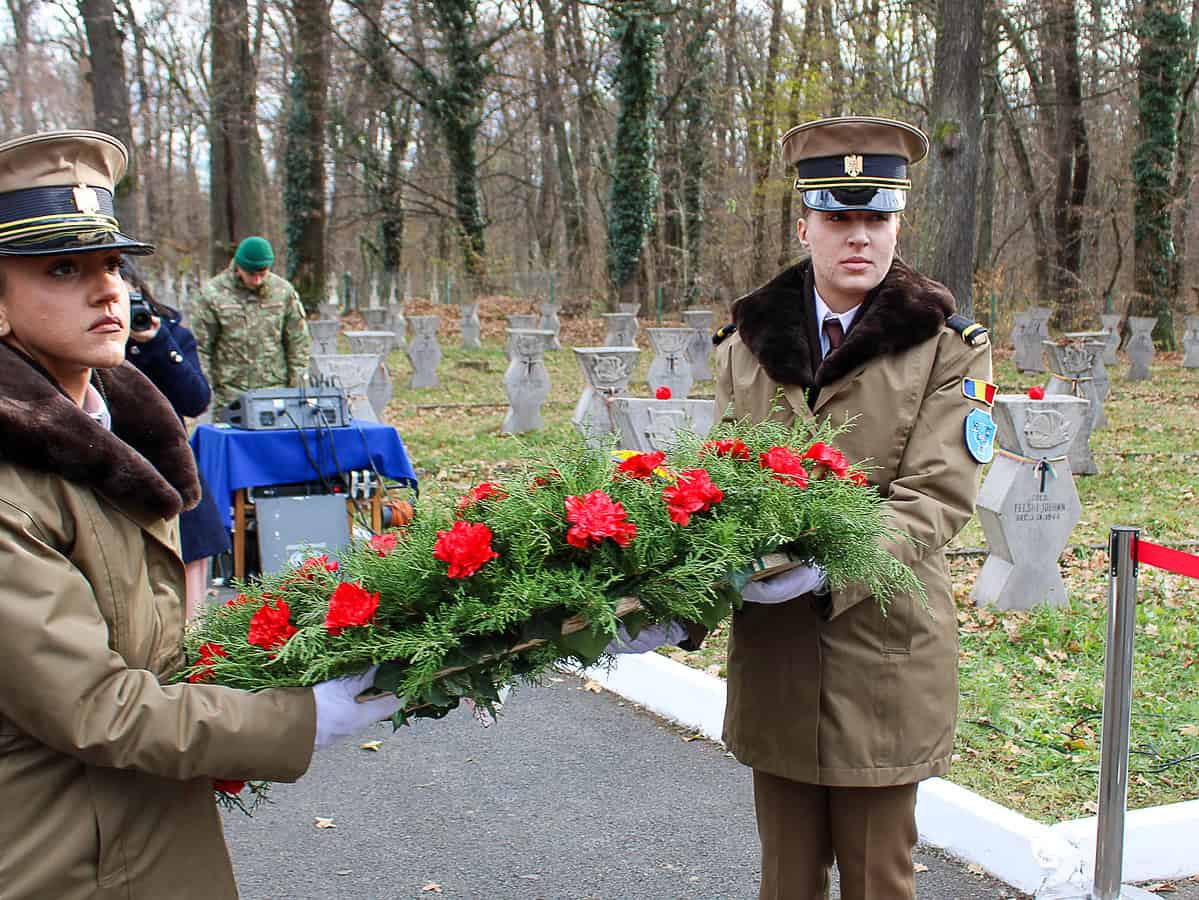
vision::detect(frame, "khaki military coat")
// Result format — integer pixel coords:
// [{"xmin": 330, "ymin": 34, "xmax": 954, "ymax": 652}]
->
[
  {"xmin": 715, "ymin": 259, "xmax": 993, "ymax": 787},
  {"xmin": 191, "ymin": 266, "xmax": 312, "ymax": 409},
  {"xmin": 0, "ymin": 347, "xmax": 316, "ymax": 900}
]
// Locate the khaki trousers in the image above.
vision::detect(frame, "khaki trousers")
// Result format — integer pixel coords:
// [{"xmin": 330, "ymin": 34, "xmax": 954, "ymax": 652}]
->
[{"xmin": 753, "ymin": 769, "xmax": 919, "ymax": 900}]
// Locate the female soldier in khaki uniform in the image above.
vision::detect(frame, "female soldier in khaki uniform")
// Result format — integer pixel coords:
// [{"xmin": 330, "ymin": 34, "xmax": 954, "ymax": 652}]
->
[
  {"xmin": 0, "ymin": 131, "xmax": 400, "ymax": 900},
  {"xmin": 715, "ymin": 117, "xmax": 995, "ymax": 899}
]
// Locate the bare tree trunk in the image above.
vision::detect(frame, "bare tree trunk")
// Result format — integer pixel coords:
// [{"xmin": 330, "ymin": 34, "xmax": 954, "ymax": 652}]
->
[
  {"xmin": 778, "ymin": 0, "xmax": 821, "ymax": 269},
  {"xmin": 6, "ymin": 0, "xmax": 37, "ymax": 132},
  {"xmin": 1168, "ymin": 0, "xmax": 1199, "ymax": 315},
  {"xmin": 749, "ymin": 0, "xmax": 783, "ymax": 285},
  {"xmin": 975, "ymin": 2, "xmax": 999, "ymax": 278},
  {"xmin": 78, "ymin": 0, "xmax": 139, "ymax": 236},
  {"xmin": 915, "ymin": 0, "xmax": 983, "ymax": 315},
  {"xmin": 116, "ymin": 0, "xmax": 156, "ymax": 239},
  {"xmin": 209, "ymin": 0, "xmax": 263, "ymax": 272}
]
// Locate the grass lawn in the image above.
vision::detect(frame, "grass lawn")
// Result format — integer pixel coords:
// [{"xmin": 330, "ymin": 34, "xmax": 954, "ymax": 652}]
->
[{"xmin": 372, "ymin": 297, "xmax": 1199, "ymax": 823}]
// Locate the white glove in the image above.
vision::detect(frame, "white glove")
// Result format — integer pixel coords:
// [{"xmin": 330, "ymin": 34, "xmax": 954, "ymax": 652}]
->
[
  {"xmin": 312, "ymin": 665, "xmax": 403, "ymax": 750},
  {"xmin": 739, "ymin": 564, "xmax": 827, "ymax": 605},
  {"xmin": 605, "ymin": 620, "xmax": 689, "ymax": 655}
]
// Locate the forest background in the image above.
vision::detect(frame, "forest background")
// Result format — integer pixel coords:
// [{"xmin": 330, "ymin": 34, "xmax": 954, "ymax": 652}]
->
[{"xmin": 3, "ymin": 0, "xmax": 1198, "ymax": 348}]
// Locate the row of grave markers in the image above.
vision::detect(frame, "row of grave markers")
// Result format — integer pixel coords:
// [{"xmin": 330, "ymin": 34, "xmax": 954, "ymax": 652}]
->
[{"xmin": 1011, "ymin": 307, "xmax": 1199, "ymax": 376}]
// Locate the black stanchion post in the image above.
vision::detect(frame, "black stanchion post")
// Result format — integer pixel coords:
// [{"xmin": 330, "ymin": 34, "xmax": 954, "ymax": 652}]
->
[{"xmin": 1090, "ymin": 526, "xmax": 1154, "ymax": 900}]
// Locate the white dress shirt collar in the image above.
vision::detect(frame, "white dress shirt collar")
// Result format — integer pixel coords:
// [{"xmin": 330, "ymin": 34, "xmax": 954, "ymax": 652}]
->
[{"xmin": 82, "ymin": 381, "xmax": 112, "ymax": 431}]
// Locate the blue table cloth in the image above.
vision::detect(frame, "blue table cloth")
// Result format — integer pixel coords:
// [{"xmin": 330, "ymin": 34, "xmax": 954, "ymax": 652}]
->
[{"xmin": 191, "ymin": 422, "xmax": 418, "ymax": 530}]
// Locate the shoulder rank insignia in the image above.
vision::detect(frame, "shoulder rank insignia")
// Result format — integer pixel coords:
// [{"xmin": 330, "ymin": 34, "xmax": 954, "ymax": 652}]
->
[
  {"xmin": 961, "ymin": 378, "xmax": 997, "ymax": 405},
  {"xmin": 946, "ymin": 314, "xmax": 989, "ymax": 347},
  {"xmin": 712, "ymin": 323, "xmax": 737, "ymax": 346},
  {"xmin": 964, "ymin": 409, "xmax": 997, "ymax": 464}
]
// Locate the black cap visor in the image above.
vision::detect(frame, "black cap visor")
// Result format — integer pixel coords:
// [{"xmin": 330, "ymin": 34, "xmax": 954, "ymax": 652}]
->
[
  {"xmin": 801, "ymin": 187, "xmax": 908, "ymax": 213},
  {"xmin": 0, "ymin": 230, "xmax": 154, "ymax": 256}
]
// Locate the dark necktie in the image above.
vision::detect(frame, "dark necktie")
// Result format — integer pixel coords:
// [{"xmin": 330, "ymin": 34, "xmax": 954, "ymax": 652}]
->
[{"xmin": 822, "ymin": 315, "xmax": 844, "ymax": 355}]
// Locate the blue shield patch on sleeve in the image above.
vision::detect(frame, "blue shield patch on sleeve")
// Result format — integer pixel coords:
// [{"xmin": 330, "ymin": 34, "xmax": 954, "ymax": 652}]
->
[{"xmin": 964, "ymin": 409, "xmax": 997, "ymax": 463}]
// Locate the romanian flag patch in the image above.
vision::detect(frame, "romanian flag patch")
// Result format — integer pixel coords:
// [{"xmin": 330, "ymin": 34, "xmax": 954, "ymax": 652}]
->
[{"xmin": 961, "ymin": 378, "xmax": 997, "ymax": 405}]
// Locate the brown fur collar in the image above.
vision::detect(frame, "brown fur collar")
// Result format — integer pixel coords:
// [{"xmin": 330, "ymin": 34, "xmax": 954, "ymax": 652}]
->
[
  {"xmin": 0, "ymin": 343, "xmax": 199, "ymax": 520},
  {"xmin": 732, "ymin": 258, "xmax": 955, "ymax": 387}
]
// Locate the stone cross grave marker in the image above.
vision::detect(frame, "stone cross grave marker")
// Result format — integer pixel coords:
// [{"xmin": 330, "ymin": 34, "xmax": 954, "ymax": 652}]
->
[
  {"xmin": 1183, "ymin": 315, "xmax": 1199, "ymax": 368},
  {"xmin": 319, "ymin": 286, "xmax": 340, "ymax": 321},
  {"xmin": 602, "ymin": 312, "xmax": 639, "ymax": 348},
  {"xmin": 571, "ymin": 346, "xmax": 641, "ymax": 446},
  {"xmin": 460, "ymin": 303, "xmax": 482, "ymax": 349},
  {"xmin": 973, "ymin": 394, "xmax": 1089, "ymax": 610},
  {"xmin": 344, "ymin": 330, "xmax": 394, "ymax": 357},
  {"xmin": 502, "ymin": 329, "xmax": 554, "ymax": 434},
  {"xmin": 385, "ymin": 304, "xmax": 406, "ymax": 349},
  {"xmin": 682, "ymin": 309, "xmax": 715, "ymax": 382},
  {"xmin": 308, "ymin": 320, "xmax": 340, "ymax": 356},
  {"xmin": 1061, "ymin": 331, "xmax": 1111, "ymax": 430},
  {"xmin": 1099, "ymin": 314, "xmax": 1122, "ymax": 364},
  {"xmin": 1044, "ymin": 338, "xmax": 1107, "ymax": 474},
  {"xmin": 310, "ymin": 353, "xmax": 391, "ymax": 422},
  {"xmin": 538, "ymin": 302, "xmax": 562, "ymax": 350},
  {"xmin": 618, "ymin": 302, "xmax": 640, "ymax": 315},
  {"xmin": 608, "ymin": 397, "xmax": 717, "ymax": 452},
  {"xmin": 1008, "ymin": 310, "xmax": 1028, "ymax": 356},
  {"xmin": 647, "ymin": 327, "xmax": 695, "ymax": 399},
  {"xmin": 1125, "ymin": 316, "xmax": 1157, "ymax": 380},
  {"xmin": 405, "ymin": 316, "xmax": 442, "ymax": 388},
  {"xmin": 505, "ymin": 314, "xmax": 539, "ymax": 358},
  {"xmin": 361, "ymin": 308, "xmax": 390, "ymax": 330},
  {"xmin": 1014, "ymin": 307, "xmax": 1052, "ymax": 372}
]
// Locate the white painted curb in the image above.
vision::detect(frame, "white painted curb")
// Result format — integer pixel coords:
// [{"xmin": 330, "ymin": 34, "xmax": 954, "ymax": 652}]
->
[{"xmin": 583, "ymin": 654, "xmax": 1199, "ymax": 897}]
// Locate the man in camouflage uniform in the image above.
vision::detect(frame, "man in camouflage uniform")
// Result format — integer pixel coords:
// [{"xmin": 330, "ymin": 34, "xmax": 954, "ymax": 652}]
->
[{"xmin": 192, "ymin": 236, "xmax": 312, "ymax": 410}]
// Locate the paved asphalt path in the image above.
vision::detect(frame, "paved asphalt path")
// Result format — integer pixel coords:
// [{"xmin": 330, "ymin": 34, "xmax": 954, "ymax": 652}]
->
[{"xmin": 222, "ymin": 674, "xmax": 1046, "ymax": 900}]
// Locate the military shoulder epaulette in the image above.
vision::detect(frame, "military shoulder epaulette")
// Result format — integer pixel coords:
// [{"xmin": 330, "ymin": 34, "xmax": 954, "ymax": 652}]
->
[
  {"xmin": 712, "ymin": 323, "xmax": 737, "ymax": 346},
  {"xmin": 946, "ymin": 314, "xmax": 988, "ymax": 347}
]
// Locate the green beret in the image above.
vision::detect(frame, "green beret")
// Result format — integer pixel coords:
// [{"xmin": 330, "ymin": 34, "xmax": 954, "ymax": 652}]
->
[{"xmin": 234, "ymin": 235, "xmax": 274, "ymax": 271}]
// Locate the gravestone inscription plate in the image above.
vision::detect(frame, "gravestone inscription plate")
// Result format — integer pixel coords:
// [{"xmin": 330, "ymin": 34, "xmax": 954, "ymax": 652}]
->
[{"xmin": 608, "ymin": 398, "xmax": 717, "ymax": 452}]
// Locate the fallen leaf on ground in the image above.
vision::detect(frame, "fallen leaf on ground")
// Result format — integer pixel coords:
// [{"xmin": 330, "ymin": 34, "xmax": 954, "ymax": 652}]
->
[
  {"xmin": 582, "ymin": 680, "xmax": 603, "ymax": 693},
  {"xmin": 967, "ymin": 863, "xmax": 987, "ymax": 877},
  {"xmin": 421, "ymin": 883, "xmax": 443, "ymax": 893},
  {"xmin": 1145, "ymin": 883, "xmax": 1177, "ymax": 893},
  {"xmin": 360, "ymin": 740, "xmax": 383, "ymax": 752},
  {"xmin": 913, "ymin": 862, "xmax": 929, "ymax": 873},
  {"xmin": 314, "ymin": 817, "xmax": 336, "ymax": 829},
  {"xmin": 1180, "ymin": 724, "xmax": 1199, "ymax": 737}
]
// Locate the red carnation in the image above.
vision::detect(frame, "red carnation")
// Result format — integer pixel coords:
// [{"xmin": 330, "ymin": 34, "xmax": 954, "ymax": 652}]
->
[
  {"xmin": 530, "ymin": 468, "xmax": 561, "ymax": 489},
  {"xmin": 565, "ymin": 490, "xmax": 637, "ymax": 548},
  {"xmin": 760, "ymin": 446, "xmax": 810, "ymax": 487},
  {"xmin": 213, "ymin": 780, "xmax": 246, "ymax": 795},
  {"xmin": 434, "ymin": 520, "xmax": 500, "ymax": 578},
  {"xmin": 848, "ymin": 469, "xmax": 870, "ymax": 487},
  {"xmin": 456, "ymin": 481, "xmax": 509, "ymax": 514},
  {"xmin": 663, "ymin": 468, "xmax": 724, "ymax": 526},
  {"xmin": 369, "ymin": 532, "xmax": 398, "ymax": 557},
  {"xmin": 802, "ymin": 441, "xmax": 850, "ymax": 479},
  {"xmin": 1028, "ymin": 385, "xmax": 1046, "ymax": 400},
  {"xmin": 297, "ymin": 555, "xmax": 339, "ymax": 579},
  {"xmin": 225, "ymin": 593, "xmax": 250, "ymax": 608},
  {"xmin": 615, "ymin": 451, "xmax": 666, "ymax": 480},
  {"xmin": 701, "ymin": 439, "xmax": 751, "ymax": 460},
  {"xmin": 324, "ymin": 581, "xmax": 381, "ymax": 635},
  {"xmin": 188, "ymin": 642, "xmax": 228, "ymax": 684},
  {"xmin": 247, "ymin": 599, "xmax": 298, "ymax": 651},
  {"xmin": 655, "ymin": 386, "xmax": 672, "ymax": 400}
]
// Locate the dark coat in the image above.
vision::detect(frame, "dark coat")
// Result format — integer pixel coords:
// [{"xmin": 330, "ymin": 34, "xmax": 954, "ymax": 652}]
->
[
  {"xmin": 0, "ymin": 346, "xmax": 315, "ymax": 899},
  {"xmin": 715, "ymin": 259, "xmax": 993, "ymax": 787}
]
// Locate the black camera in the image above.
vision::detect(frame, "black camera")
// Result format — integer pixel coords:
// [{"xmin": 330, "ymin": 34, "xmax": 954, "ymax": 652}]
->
[{"xmin": 128, "ymin": 291, "xmax": 154, "ymax": 332}]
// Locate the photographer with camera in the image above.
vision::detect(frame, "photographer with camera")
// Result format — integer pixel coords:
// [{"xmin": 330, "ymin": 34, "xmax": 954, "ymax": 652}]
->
[{"xmin": 123, "ymin": 258, "xmax": 231, "ymax": 619}]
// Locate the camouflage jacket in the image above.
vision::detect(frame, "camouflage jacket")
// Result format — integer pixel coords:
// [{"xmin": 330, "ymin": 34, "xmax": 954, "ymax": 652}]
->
[{"xmin": 191, "ymin": 267, "xmax": 312, "ymax": 408}]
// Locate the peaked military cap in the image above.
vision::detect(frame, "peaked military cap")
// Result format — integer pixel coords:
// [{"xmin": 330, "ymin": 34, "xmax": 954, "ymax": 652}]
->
[
  {"xmin": 780, "ymin": 115, "xmax": 929, "ymax": 213},
  {"xmin": 0, "ymin": 130, "xmax": 153, "ymax": 256}
]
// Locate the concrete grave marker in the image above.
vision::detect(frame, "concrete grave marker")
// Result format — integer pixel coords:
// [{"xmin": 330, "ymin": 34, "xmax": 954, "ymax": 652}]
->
[
  {"xmin": 505, "ymin": 315, "xmax": 539, "ymax": 358},
  {"xmin": 682, "ymin": 309, "xmax": 715, "ymax": 382},
  {"xmin": 1126, "ymin": 316, "xmax": 1157, "ymax": 380},
  {"xmin": 1008, "ymin": 310, "xmax": 1028, "ymax": 356},
  {"xmin": 1061, "ymin": 331, "xmax": 1111, "ymax": 430},
  {"xmin": 647, "ymin": 327, "xmax": 695, "ymax": 399},
  {"xmin": 310, "ymin": 353, "xmax": 391, "ymax": 422},
  {"xmin": 502, "ymin": 329, "xmax": 554, "ymax": 434},
  {"xmin": 344, "ymin": 330, "xmax": 394, "ymax": 357},
  {"xmin": 405, "ymin": 316, "xmax": 442, "ymax": 388},
  {"xmin": 571, "ymin": 346, "xmax": 641, "ymax": 446},
  {"xmin": 308, "ymin": 320, "xmax": 340, "ymax": 356},
  {"xmin": 362, "ymin": 308, "xmax": 390, "ymax": 330},
  {"xmin": 319, "ymin": 286, "xmax": 340, "ymax": 321},
  {"xmin": 1183, "ymin": 315, "xmax": 1199, "ymax": 368},
  {"xmin": 460, "ymin": 303, "xmax": 482, "ymax": 349},
  {"xmin": 618, "ymin": 302, "xmax": 640, "ymax": 315},
  {"xmin": 1099, "ymin": 314, "xmax": 1122, "ymax": 364},
  {"xmin": 538, "ymin": 302, "xmax": 562, "ymax": 350},
  {"xmin": 608, "ymin": 398, "xmax": 717, "ymax": 453},
  {"xmin": 1044, "ymin": 339, "xmax": 1107, "ymax": 474},
  {"xmin": 602, "ymin": 312, "xmax": 639, "ymax": 348},
  {"xmin": 387, "ymin": 304, "xmax": 407, "ymax": 349},
  {"xmin": 1014, "ymin": 307, "xmax": 1052, "ymax": 372},
  {"xmin": 973, "ymin": 394, "xmax": 1089, "ymax": 610}
]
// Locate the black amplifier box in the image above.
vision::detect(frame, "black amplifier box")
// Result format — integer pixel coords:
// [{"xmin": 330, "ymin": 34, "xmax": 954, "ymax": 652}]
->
[{"xmin": 221, "ymin": 387, "xmax": 350, "ymax": 430}]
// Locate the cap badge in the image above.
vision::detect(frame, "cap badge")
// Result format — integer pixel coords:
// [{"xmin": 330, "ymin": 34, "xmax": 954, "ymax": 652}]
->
[
  {"xmin": 73, "ymin": 184, "xmax": 100, "ymax": 216},
  {"xmin": 843, "ymin": 154, "xmax": 864, "ymax": 178}
]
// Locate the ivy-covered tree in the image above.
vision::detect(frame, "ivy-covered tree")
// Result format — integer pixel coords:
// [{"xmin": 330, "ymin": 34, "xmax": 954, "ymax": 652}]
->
[
  {"xmin": 1132, "ymin": 0, "xmax": 1189, "ymax": 349},
  {"xmin": 607, "ymin": 1, "xmax": 662, "ymax": 309},
  {"xmin": 282, "ymin": 0, "xmax": 330, "ymax": 314}
]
